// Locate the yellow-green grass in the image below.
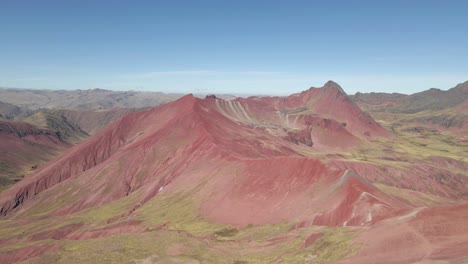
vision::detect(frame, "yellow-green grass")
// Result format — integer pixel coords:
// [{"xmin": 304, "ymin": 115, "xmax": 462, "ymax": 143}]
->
[
  {"xmin": 278, "ymin": 228, "xmax": 359, "ymax": 264},
  {"xmin": 15, "ymin": 223, "xmax": 359, "ymax": 264},
  {"xmin": 23, "ymin": 112, "xmax": 88, "ymax": 144},
  {"xmin": 1, "ymin": 189, "xmax": 361, "ymax": 264}
]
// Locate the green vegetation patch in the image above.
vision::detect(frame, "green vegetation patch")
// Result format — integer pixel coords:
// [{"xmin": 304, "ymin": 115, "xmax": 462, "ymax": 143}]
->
[
  {"xmin": 214, "ymin": 227, "xmax": 239, "ymax": 238},
  {"xmin": 134, "ymin": 191, "xmax": 225, "ymax": 236},
  {"xmin": 278, "ymin": 227, "xmax": 359, "ymax": 264}
]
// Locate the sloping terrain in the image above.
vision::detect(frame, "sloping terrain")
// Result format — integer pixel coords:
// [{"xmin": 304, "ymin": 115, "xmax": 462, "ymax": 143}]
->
[
  {"xmin": 0, "ymin": 104, "xmax": 78, "ymax": 191},
  {"xmin": 0, "ymin": 81, "xmax": 466, "ymax": 263},
  {"xmin": 0, "ymin": 120, "xmax": 69, "ymax": 191},
  {"xmin": 49, "ymin": 108, "xmax": 146, "ymax": 135},
  {"xmin": 0, "ymin": 101, "xmax": 31, "ymax": 120},
  {"xmin": 23, "ymin": 112, "xmax": 88, "ymax": 143},
  {"xmin": 0, "ymin": 102, "xmax": 151, "ymax": 192}
]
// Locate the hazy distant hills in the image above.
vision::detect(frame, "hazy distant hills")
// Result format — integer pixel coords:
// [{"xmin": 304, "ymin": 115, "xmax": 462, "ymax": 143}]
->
[
  {"xmin": 400, "ymin": 82, "xmax": 468, "ymax": 113},
  {"xmin": 3, "ymin": 81, "xmax": 466, "ymax": 113},
  {"xmin": 351, "ymin": 81, "xmax": 468, "ymax": 134},
  {"xmin": 0, "ymin": 87, "xmax": 182, "ymax": 110},
  {"xmin": 0, "ymin": 101, "xmax": 31, "ymax": 120},
  {"xmin": 351, "ymin": 80, "xmax": 468, "ymax": 113}
]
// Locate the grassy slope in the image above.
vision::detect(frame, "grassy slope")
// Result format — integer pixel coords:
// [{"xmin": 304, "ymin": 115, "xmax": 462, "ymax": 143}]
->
[
  {"xmin": 23, "ymin": 112, "xmax": 88, "ymax": 144},
  {"xmin": 0, "ymin": 110, "xmax": 91, "ymax": 192},
  {"xmin": 0, "ymin": 189, "xmax": 358, "ymax": 264}
]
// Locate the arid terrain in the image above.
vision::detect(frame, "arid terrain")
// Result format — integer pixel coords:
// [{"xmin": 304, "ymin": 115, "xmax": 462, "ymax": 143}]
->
[{"xmin": 0, "ymin": 81, "xmax": 467, "ymax": 264}]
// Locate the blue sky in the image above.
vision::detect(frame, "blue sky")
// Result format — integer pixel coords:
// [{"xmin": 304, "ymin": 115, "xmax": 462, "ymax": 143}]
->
[{"xmin": 1, "ymin": 0, "xmax": 467, "ymax": 95}]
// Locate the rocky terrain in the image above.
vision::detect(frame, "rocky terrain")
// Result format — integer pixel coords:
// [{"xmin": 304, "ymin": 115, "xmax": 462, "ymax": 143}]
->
[{"xmin": 0, "ymin": 81, "xmax": 466, "ymax": 263}]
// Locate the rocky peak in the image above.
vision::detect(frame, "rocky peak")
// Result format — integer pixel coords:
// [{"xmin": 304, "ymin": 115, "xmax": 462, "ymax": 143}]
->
[
  {"xmin": 454, "ymin": 80, "xmax": 468, "ymax": 92},
  {"xmin": 321, "ymin": 81, "xmax": 348, "ymax": 96}
]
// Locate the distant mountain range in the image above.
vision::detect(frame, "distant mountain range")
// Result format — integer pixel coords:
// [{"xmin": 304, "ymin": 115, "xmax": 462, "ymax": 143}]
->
[
  {"xmin": 0, "ymin": 87, "xmax": 182, "ymax": 110},
  {"xmin": 351, "ymin": 80, "xmax": 468, "ymax": 113},
  {"xmin": 351, "ymin": 81, "xmax": 468, "ymax": 135}
]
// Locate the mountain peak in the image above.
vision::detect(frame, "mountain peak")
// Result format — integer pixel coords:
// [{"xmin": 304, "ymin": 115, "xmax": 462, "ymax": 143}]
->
[
  {"xmin": 454, "ymin": 80, "xmax": 468, "ymax": 92},
  {"xmin": 320, "ymin": 80, "xmax": 348, "ymax": 96},
  {"xmin": 165, "ymin": 93, "xmax": 198, "ymax": 110},
  {"xmin": 322, "ymin": 80, "xmax": 347, "ymax": 94},
  {"xmin": 324, "ymin": 80, "xmax": 340, "ymax": 87}
]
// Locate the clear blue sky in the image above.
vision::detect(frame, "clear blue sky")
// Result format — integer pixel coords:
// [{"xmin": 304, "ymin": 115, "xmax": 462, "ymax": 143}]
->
[{"xmin": 1, "ymin": 0, "xmax": 467, "ymax": 95}]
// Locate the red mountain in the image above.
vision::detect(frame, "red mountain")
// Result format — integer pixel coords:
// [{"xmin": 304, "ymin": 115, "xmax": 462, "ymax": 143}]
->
[
  {"xmin": 0, "ymin": 82, "xmax": 396, "ymax": 222},
  {"xmin": 0, "ymin": 81, "xmax": 466, "ymax": 263}
]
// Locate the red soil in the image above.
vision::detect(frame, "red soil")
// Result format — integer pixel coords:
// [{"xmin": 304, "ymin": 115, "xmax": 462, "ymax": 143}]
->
[
  {"xmin": 304, "ymin": 232, "xmax": 323, "ymax": 248},
  {"xmin": 199, "ymin": 158, "xmax": 405, "ymax": 226},
  {"xmin": 311, "ymin": 170, "xmax": 409, "ymax": 227},
  {"xmin": 338, "ymin": 203, "xmax": 468, "ymax": 264}
]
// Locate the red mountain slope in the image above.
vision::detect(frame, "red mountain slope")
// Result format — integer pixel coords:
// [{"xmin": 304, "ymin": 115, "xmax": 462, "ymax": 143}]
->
[
  {"xmin": 0, "ymin": 85, "xmax": 400, "ymax": 227},
  {"xmin": 215, "ymin": 81, "xmax": 391, "ymax": 140},
  {"xmin": 0, "ymin": 82, "xmax": 466, "ymax": 263}
]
